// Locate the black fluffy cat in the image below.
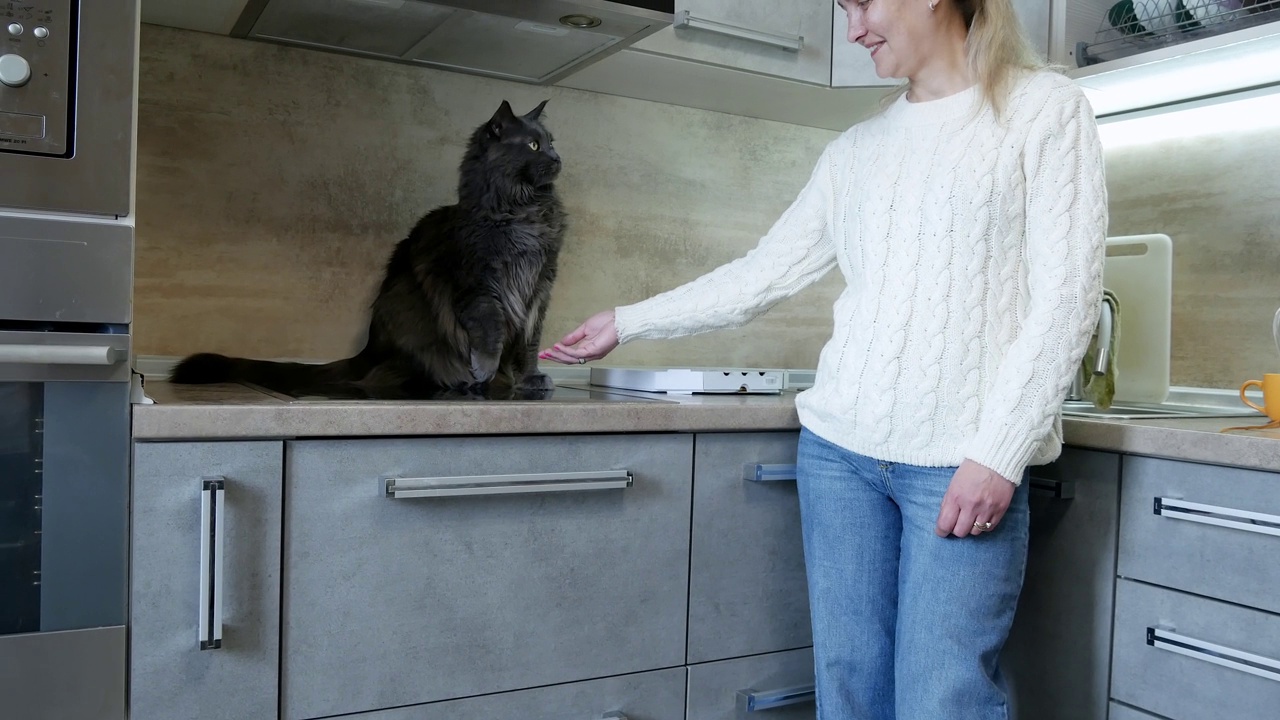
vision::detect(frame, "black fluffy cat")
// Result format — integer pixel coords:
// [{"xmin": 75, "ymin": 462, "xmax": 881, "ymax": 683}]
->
[{"xmin": 170, "ymin": 100, "xmax": 566, "ymax": 400}]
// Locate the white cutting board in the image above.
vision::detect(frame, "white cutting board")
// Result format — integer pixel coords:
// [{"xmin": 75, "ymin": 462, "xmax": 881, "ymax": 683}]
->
[{"xmin": 1103, "ymin": 234, "xmax": 1173, "ymax": 403}]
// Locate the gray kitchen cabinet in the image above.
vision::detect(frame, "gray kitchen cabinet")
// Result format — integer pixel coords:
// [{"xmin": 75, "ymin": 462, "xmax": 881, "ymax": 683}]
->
[
  {"xmin": 1108, "ymin": 702, "xmax": 1165, "ymax": 720},
  {"xmin": 688, "ymin": 431, "xmax": 810, "ymax": 664},
  {"xmin": 1118, "ymin": 455, "xmax": 1280, "ymax": 615},
  {"xmin": 280, "ymin": 434, "xmax": 694, "ymax": 720},
  {"xmin": 687, "ymin": 647, "xmax": 816, "ymax": 720},
  {"xmin": 332, "ymin": 668, "xmax": 686, "ymax": 720},
  {"xmin": 1001, "ymin": 447, "xmax": 1121, "ymax": 720},
  {"xmin": 129, "ymin": 441, "xmax": 284, "ymax": 720},
  {"xmin": 1111, "ymin": 578, "xmax": 1280, "ymax": 720},
  {"xmin": 632, "ymin": 0, "xmax": 834, "ymax": 85},
  {"xmin": 831, "ymin": 0, "xmax": 1052, "ymax": 87}
]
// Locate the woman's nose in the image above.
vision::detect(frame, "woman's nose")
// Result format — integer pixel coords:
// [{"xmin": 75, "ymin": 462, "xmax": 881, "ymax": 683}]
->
[{"xmin": 846, "ymin": 14, "xmax": 866, "ymax": 44}]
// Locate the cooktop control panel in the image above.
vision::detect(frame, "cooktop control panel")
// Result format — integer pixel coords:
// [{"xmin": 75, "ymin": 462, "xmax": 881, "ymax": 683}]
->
[{"xmin": 0, "ymin": 0, "xmax": 72, "ymax": 156}]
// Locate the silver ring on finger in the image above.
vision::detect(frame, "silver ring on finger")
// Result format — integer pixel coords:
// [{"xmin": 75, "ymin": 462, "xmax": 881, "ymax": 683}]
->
[
  {"xmin": 578, "ymin": 357, "xmax": 586, "ymax": 365},
  {"xmin": 973, "ymin": 520, "xmax": 993, "ymax": 532}
]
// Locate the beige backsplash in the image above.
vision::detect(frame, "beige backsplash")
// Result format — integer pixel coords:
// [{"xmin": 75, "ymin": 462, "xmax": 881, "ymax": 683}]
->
[
  {"xmin": 136, "ymin": 25, "xmax": 1277, "ymax": 388},
  {"xmin": 1105, "ymin": 130, "xmax": 1280, "ymax": 389},
  {"xmin": 135, "ymin": 25, "xmax": 847, "ymax": 372}
]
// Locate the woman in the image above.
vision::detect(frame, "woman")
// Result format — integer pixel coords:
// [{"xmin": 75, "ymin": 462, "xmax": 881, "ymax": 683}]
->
[{"xmin": 541, "ymin": 0, "xmax": 1108, "ymax": 716}]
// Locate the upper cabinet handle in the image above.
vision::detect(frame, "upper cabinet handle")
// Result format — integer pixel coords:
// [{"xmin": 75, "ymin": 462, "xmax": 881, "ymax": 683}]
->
[
  {"xmin": 673, "ymin": 11, "xmax": 804, "ymax": 52},
  {"xmin": 743, "ymin": 463, "xmax": 798, "ymax": 482},
  {"xmin": 1154, "ymin": 497, "xmax": 1280, "ymax": 538},
  {"xmin": 736, "ymin": 683, "xmax": 816, "ymax": 712},
  {"xmin": 384, "ymin": 470, "xmax": 633, "ymax": 499}
]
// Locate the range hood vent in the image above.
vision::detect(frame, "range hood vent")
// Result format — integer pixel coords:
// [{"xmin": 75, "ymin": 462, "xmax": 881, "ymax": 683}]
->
[{"xmin": 238, "ymin": 0, "xmax": 675, "ymax": 85}]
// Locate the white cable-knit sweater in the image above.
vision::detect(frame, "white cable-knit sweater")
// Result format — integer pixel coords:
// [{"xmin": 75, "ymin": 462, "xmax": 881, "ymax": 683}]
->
[{"xmin": 614, "ymin": 71, "xmax": 1109, "ymax": 483}]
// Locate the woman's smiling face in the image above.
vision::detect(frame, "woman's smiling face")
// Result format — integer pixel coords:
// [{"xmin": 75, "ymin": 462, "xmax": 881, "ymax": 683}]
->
[{"xmin": 837, "ymin": 0, "xmax": 939, "ymax": 80}]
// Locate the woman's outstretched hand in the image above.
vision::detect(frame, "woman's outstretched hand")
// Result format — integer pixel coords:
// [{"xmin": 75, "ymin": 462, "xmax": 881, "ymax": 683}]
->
[{"xmin": 538, "ymin": 310, "xmax": 620, "ymax": 365}]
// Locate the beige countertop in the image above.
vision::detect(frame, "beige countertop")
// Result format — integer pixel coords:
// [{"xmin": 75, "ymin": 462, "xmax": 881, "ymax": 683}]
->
[{"xmin": 133, "ymin": 381, "xmax": 1280, "ymax": 474}]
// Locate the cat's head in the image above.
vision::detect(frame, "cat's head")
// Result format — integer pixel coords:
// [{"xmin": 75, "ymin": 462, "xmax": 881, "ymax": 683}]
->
[{"xmin": 465, "ymin": 100, "xmax": 561, "ymax": 191}]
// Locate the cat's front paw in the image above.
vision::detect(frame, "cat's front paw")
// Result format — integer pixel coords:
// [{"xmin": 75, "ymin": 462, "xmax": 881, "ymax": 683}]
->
[
  {"xmin": 469, "ymin": 349, "xmax": 501, "ymax": 383},
  {"xmin": 516, "ymin": 372, "xmax": 555, "ymax": 393}
]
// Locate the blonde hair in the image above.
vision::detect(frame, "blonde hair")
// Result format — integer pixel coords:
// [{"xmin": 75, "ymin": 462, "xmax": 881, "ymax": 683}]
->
[
  {"xmin": 958, "ymin": 0, "xmax": 1047, "ymax": 116},
  {"xmin": 881, "ymin": 0, "xmax": 1048, "ymax": 118}
]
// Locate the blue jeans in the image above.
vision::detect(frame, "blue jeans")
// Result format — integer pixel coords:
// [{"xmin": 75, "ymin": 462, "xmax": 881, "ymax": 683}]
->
[{"xmin": 795, "ymin": 427, "xmax": 1030, "ymax": 720}]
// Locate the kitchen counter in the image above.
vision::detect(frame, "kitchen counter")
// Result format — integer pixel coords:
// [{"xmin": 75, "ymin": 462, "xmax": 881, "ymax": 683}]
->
[{"xmin": 133, "ymin": 380, "xmax": 1280, "ymax": 474}]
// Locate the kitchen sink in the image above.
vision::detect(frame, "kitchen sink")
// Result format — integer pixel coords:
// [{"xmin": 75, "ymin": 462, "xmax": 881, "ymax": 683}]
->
[{"xmin": 1061, "ymin": 400, "xmax": 1258, "ymax": 420}]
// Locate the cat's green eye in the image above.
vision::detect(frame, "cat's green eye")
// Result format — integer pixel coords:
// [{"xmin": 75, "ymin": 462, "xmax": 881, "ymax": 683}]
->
[{"xmin": 528, "ymin": 140, "xmax": 539, "ymax": 151}]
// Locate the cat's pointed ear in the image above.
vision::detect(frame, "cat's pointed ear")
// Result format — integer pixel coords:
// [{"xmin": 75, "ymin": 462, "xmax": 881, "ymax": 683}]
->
[
  {"xmin": 524, "ymin": 100, "xmax": 549, "ymax": 121},
  {"xmin": 489, "ymin": 100, "xmax": 516, "ymax": 137}
]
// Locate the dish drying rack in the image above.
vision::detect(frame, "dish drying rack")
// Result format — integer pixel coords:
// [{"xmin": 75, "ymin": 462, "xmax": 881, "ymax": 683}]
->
[{"xmin": 1077, "ymin": 0, "xmax": 1280, "ymax": 66}]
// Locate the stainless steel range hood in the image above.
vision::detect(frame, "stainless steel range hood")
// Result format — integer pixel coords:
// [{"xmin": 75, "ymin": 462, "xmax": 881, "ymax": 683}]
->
[{"xmin": 233, "ymin": 0, "xmax": 675, "ymax": 85}]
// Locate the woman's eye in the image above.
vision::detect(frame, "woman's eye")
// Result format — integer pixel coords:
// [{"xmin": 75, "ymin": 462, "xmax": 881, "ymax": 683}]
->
[{"xmin": 528, "ymin": 141, "xmax": 540, "ymax": 151}]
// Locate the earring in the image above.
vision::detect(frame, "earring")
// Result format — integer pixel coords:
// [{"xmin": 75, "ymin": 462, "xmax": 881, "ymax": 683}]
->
[{"xmin": 928, "ymin": 0, "xmax": 937, "ymax": 8}]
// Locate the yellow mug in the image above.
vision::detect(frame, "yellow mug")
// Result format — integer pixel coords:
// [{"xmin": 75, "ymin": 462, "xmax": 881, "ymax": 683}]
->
[{"xmin": 1240, "ymin": 373, "xmax": 1280, "ymax": 421}]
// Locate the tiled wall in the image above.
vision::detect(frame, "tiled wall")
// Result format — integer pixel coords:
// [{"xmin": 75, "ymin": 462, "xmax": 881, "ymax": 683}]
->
[{"xmin": 134, "ymin": 25, "xmax": 844, "ymax": 371}]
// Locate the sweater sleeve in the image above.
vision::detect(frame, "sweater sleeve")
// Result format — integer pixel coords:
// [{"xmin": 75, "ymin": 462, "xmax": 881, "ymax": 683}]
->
[
  {"xmin": 963, "ymin": 85, "xmax": 1109, "ymax": 483},
  {"xmin": 613, "ymin": 142, "xmax": 840, "ymax": 343}
]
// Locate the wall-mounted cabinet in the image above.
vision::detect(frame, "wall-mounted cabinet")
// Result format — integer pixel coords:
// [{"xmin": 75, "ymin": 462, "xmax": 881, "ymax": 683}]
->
[
  {"xmin": 1064, "ymin": 0, "xmax": 1280, "ymax": 115},
  {"xmin": 631, "ymin": 0, "xmax": 836, "ymax": 85}
]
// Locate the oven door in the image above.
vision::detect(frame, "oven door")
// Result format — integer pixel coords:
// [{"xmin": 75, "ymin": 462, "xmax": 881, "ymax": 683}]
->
[{"xmin": 0, "ymin": 334, "xmax": 130, "ymax": 720}]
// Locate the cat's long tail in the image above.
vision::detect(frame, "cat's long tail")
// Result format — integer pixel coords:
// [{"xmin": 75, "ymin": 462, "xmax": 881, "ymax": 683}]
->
[{"xmin": 169, "ymin": 349, "xmax": 374, "ymax": 397}]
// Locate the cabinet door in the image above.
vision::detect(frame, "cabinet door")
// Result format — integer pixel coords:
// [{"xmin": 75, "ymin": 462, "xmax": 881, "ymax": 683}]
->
[
  {"xmin": 129, "ymin": 441, "xmax": 284, "ymax": 720},
  {"xmin": 1111, "ymin": 578, "xmax": 1280, "ymax": 720},
  {"xmin": 687, "ymin": 648, "xmax": 815, "ymax": 720},
  {"xmin": 281, "ymin": 434, "xmax": 692, "ymax": 720},
  {"xmin": 1011, "ymin": 0, "xmax": 1052, "ymax": 59},
  {"xmin": 688, "ymin": 432, "xmax": 811, "ymax": 663},
  {"xmin": 633, "ymin": 0, "xmax": 834, "ymax": 85},
  {"xmin": 1000, "ymin": 447, "xmax": 1120, "ymax": 720},
  {"xmin": 335, "ymin": 668, "xmax": 686, "ymax": 720},
  {"xmin": 1118, "ymin": 456, "xmax": 1280, "ymax": 615}
]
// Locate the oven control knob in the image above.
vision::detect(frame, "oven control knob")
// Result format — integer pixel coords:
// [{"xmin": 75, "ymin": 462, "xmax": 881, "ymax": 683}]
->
[{"xmin": 0, "ymin": 54, "xmax": 31, "ymax": 88}]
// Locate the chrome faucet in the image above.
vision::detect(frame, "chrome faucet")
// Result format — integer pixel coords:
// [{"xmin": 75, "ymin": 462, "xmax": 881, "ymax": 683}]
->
[{"xmin": 1067, "ymin": 295, "xmax": 1115, "ymax": 402}]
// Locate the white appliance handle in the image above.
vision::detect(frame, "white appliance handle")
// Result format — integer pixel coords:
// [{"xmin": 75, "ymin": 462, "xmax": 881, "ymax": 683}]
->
[{"xmin": 0, "ymin": 344, "xmax": 121, "ymax": 366}]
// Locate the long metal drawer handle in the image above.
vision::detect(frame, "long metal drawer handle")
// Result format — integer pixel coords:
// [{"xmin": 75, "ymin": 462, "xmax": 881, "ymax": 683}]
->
[
  {"xmin": 600, "ymin": 713, "xmax": 629, "ymax": 720},
  {"xmin": 1028, "ymin": 476, "xmax": 1075, "ymax": 500},
  {"xmin": 198, "ymin": 477, "xmax": 225, "ymax": 650},
  {"xmin": 743, "ymin": 463, "xmax": 798, "ymax": 482},
  {"xmin": 384, "ymin": 470, "xmax": 633, "ymax": 499},
  {"xmin": 673, "ymin": 11, "xmax": 804, "ymax": 52},
  {"xmin": 736, "ymin": 684, "xmax": 816, "ymax": 712},
  {"xmin": 1154, "ymin": 497, "xmax": 1280, "ymax": 538},
  {"xmin": 1148, "ymin": 627, "xmax": 1280, "ymax": 683},
  {"xmin": 0, "ymin": 344, "xmax": 121, "ymax": 366}
]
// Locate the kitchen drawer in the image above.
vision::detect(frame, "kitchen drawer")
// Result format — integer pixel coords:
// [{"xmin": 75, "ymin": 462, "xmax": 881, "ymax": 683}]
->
[
  {"xmin": 1109, "ymin": 702, "xmax": 1164, "ymax": 720},
  {"xmin": 281, "ymin": 434, "xmax": 693, "ymax": 720},
  {"xmin": 1111, "ymin": 578, "xmax": 1280, "ymax": 720},
  {"xmin": 688, "ymin": 432, "xmax": 810, "ymax": 664},
  {"xmin": 1118, "ymin": 456, "xmax": 1280, "ymax": 614},
  {"xmin": 338, "ymin": 667, "xmax": 686, "ymax": 720},
  {"xmin": 687, "ymin": 648, "xmax": 815, "ymax": 720}
]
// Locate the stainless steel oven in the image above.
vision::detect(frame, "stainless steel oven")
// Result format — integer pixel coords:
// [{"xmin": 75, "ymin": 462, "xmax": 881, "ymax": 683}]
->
[{"xmin": 0, "ymin": 1, "xmax": 137, "ymax": 718}]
